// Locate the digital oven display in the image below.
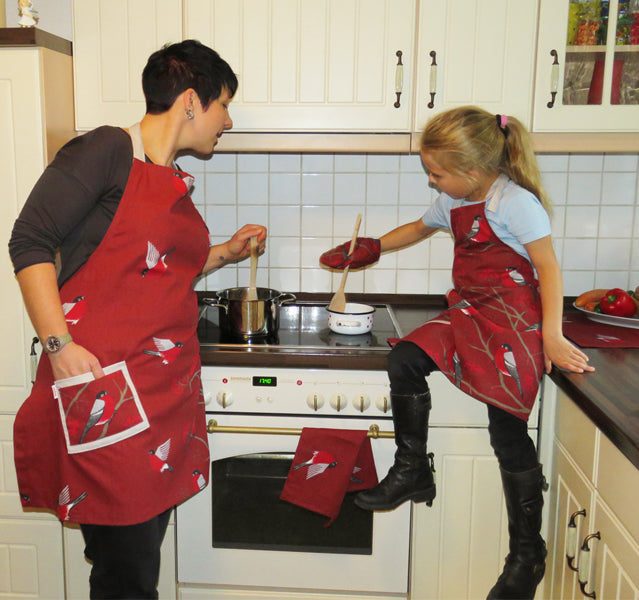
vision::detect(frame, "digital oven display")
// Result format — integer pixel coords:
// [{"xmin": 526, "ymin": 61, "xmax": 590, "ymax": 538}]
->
[{"xmin": 252, "ymin": 376, "xmax": 277, "ymax": 387}]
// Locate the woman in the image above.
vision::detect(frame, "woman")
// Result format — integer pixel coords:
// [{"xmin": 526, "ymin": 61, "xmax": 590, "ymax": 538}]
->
[{"xmin": 9, "ymin": 39, "xmax": 266, "ymax": 599}]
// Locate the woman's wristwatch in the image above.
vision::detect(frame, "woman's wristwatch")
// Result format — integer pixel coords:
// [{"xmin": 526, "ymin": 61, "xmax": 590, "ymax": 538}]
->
[{"xmin": 42, "ymin": 334, "xmax": 73, "ymax": 354}]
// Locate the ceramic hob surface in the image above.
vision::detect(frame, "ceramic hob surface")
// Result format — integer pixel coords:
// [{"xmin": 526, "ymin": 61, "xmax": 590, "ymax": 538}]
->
[{"xmin": 197, "ymin": 300, "xmax": 402, "ymax": 351}]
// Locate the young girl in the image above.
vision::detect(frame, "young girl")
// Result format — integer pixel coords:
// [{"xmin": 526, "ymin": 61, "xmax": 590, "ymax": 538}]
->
[{"xmin": 320, "ymin": 106, "xmax": 593, "ymax": 600}]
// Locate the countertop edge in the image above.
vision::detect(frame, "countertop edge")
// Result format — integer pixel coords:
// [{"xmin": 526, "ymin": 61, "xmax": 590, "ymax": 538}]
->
[
  {"xmin": 549, "ymin": 359, "xmax": 639, "ymax": 472},
  {"xmin": 0, "ymin": 27, "xmax": 72, "ymax": 55}
]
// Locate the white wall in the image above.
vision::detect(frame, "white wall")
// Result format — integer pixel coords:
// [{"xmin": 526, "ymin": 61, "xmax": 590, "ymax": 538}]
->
[{"xmin": 4, "ymin": 0, "xmax": 72, "ymax": 39}]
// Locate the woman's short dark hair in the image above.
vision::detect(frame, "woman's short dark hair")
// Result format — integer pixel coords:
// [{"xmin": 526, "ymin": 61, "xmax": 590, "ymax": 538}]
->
[{"xmin": 142, "ymin": 39, "xmax": 238, "ymax": 114}]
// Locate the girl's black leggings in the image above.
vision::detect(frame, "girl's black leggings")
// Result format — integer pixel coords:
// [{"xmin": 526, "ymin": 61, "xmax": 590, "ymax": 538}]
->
[{"xmin": 387, "ymin": 341, "xmax": 538, "ymax": 473}]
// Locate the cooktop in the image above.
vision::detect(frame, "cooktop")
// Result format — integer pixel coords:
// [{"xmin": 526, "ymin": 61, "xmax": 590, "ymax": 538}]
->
[{"xmin": 197, "ymin": 300, "xmax": 402, "ymax": 351}]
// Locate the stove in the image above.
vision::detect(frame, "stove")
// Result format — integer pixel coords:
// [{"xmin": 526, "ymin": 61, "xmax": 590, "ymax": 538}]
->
[{"xmin": 197, "ymin": 300, "xmax": 403, "ymax": 350}]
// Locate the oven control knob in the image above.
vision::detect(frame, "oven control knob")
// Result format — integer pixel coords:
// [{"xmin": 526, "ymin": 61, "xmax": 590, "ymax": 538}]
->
[
  {"xmin": 306, "ymin": 392, "xmax": 325, "ymax": 411},
  {"xmin": 376, "ymin": 394, "xmax": 391, "ymax": 413},
  {"xmin": 330, "ymin": 393, "xmax": 348, "ymax": 412},
  {"xmin": 203, "ymin": 392, "xmax": 213, "ymax": 406},
  {"xmin": 216, "ymin": 391, "xmax": 233, "ymax": 409},
  {"xmin": 353, "ymin": 393, "xmax": 371, "ymax": 412}
]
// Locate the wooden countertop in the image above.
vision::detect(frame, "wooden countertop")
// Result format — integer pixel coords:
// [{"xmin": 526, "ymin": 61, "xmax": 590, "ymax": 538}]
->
[
  {"xmin": 549, "ymin": 346, "xmax": 639, "ymax": 471},
  {"xmin": 199, "ymin": 293, "xmax": 639, "ymax": 469},
  {"xmin": 0, "ymin": 27, "xmax": 72, "ymax": 55}
]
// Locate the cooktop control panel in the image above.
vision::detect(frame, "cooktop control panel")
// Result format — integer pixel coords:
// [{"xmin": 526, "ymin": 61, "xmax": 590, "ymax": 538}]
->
[{"xmin": 201, "ymin": 366, "xmax": 393, "ymax": 418}]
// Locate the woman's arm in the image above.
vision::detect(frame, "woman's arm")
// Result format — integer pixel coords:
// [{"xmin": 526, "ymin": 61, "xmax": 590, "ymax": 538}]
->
[
  {"xmin": 379, "ymin": 219, "xmax": 439, "ymax": 253},
  {"xmin": 16, "ymin": 263, "xmax": 104, "ymax": 380},
  {"xmin": 525, "ymin": 236, "xmax": 594, "ymax": 374},
  {"xmin": 201, "ymin": 224, "xmax": 267, "ymax": 274}
]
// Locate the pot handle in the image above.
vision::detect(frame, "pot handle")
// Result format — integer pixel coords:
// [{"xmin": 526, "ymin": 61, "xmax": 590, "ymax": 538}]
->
[
  {"xmin": 202, "ymin": 297, "xmax": 229, "ymax": 314},
  {"xmin": 277, "ymin": 292, "xmax": 297, "ymax": 305}
]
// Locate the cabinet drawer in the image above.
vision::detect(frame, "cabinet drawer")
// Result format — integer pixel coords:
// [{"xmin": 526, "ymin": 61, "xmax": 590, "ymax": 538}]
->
[
  {"xmin": 555, "ymin": 391, "xmax": 597, "ymax": 480},
  {"xmin": 597, "ymin": 433, "xmax": 639, "ymax": 542}
]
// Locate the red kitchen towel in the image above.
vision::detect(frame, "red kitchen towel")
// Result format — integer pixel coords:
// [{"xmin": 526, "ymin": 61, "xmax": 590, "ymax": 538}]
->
[
  {"xmin": 563, "ymin": 311, "xmax": 639, "ymax": 348},
  {"xmin": 280, "ymin": 428, "xmax": 378, "ymax": 526}
]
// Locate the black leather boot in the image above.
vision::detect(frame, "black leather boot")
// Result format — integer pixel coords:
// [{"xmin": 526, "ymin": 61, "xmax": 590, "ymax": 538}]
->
[
  {"xmin": 354, "ymin": 392, "xmax": 435, "ymax": 511},
  {"xmin": 487, "ymin": 465, "xmax": 547, "ymax": 600}
]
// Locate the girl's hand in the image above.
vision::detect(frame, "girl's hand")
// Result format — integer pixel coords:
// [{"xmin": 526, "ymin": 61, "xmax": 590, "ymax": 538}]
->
[
  {"xmin": 542, "ymin": 334, "xmax": 595, "ymax": 374},
  {"xmin": 48, "ymin": 342, "xmax": 104, "ymax": 381}
]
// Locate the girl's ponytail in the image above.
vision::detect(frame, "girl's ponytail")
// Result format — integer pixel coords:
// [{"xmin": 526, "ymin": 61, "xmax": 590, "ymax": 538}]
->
[{"xmin": 499, "ymin": 116, "xmax": 551, "ymax": 213}]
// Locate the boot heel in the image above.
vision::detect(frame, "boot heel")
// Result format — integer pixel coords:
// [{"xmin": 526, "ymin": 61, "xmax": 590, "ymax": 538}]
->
[{"xmin": 409, "ymin": 485, "xmax": 436, "ymax": 505}]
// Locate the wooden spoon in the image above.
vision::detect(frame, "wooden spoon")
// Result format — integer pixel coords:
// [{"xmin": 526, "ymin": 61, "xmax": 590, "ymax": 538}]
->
[
  {"xmin": 328, "ymin": 213, "xmax": 362, "ymax": 313},
  {"xmin": 246, "ymin": 236, "xmax": 258, "ymax": 301}
]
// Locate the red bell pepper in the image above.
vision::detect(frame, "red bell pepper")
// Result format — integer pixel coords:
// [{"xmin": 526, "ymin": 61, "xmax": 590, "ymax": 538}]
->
[{"xmin": 599, "ymin": 288, "xmax": 637, "ymax": 318}]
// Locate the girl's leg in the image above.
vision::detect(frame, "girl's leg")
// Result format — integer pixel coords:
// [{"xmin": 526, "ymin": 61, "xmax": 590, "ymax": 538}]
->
[
  {"xmin": 355, "ymin": 341, "xmax": 437, "ymax": 511},
  {"xmin": 80, "ymin": 507, "xmax": 172, "ymax": 599},
  {"xmin": 486, "ymin": 404, "xmax": 546, "ymax": 600}
]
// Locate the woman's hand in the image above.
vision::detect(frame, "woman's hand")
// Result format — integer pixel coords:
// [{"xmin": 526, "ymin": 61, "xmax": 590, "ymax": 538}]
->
[
  {"xmin": 542, "ymin": 333, "xmax": 595, "ymax": 374},
  {"xmin": 48, "ymin": 342, "xmax": 104, "ymax": 381},
  {"xmin": 202, "ymin": 224, "xmax": 267, "ymax": 273}
]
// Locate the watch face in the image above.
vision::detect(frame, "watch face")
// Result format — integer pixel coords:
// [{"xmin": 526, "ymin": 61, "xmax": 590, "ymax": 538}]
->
[{"xmin": 46, "ymin": 337, "xmax": 62, "ymax": 353}]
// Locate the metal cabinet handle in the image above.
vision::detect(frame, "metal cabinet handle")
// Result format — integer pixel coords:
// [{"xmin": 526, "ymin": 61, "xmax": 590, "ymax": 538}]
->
[
  {"xmin": 547, "ymin": 49, "xmax": 560, "ymax": 108},
  {"xmin": 566, "ymin": 508, "xmax": 587, "ymax": 571},
  {"xmin": 427, "ymin": 50, "xmax": 437, "ymax": 108},
  {"xmin": 394, "ymin": 50, "xmax": 403, "ymax": 108},
  {"xmin": 578, "ymin": 531, "xmax": 601, "ymax": 599}
]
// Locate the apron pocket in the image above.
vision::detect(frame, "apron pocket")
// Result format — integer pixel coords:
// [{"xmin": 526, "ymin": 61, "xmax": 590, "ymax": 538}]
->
[{"xmin": 52, "ymin": 361, "xmax": 150, "ymax": 454}]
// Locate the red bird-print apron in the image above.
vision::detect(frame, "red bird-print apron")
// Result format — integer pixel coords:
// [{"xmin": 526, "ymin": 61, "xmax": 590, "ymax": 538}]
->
[
  {"xmin": 402, "ymin": 190, "xmax": 544, "ymax": 421},
  {"xmin": 13, "ymin": 124, "xmax": 211, "ymax": 525}
]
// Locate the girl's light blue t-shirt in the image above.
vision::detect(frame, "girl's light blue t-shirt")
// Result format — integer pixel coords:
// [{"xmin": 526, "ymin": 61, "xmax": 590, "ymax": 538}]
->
[{"xmin": 421, "ymin": 175, "xmax": 551, "ymax": 261}]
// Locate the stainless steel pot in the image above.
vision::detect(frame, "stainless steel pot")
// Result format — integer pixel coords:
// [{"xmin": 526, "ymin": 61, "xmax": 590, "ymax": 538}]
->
[{"xmin": 205, "ymin": 287, "xmax": 296, "ymax": 339}]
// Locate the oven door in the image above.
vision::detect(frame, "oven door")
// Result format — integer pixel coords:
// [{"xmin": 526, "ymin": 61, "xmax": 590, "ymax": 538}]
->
[{"xmin": 176, "ymin": 414, "xmax": 410, "ymax": 594}]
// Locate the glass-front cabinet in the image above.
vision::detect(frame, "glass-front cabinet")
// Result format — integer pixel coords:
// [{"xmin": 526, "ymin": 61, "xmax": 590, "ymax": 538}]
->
[{"xmin": 534, "ymin": 0, "xmax": 639, "ymax": 131}]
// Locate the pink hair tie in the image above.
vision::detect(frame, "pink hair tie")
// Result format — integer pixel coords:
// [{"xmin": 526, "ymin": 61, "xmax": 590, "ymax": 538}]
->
[{"xmin": 496, "ymin": 114, "xmax": 509, "ymax": 137}]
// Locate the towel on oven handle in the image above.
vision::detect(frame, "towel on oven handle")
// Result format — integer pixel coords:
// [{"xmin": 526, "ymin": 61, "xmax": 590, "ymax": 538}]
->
[{"xmin": 280, "ymin": 427, "xmax": 378, "ymax": 526}]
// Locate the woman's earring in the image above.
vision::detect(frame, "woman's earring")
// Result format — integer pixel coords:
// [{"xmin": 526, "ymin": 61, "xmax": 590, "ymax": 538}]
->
[{"xmin": 185, "ymin": 108, "xmax": 194, "ymax": 120}]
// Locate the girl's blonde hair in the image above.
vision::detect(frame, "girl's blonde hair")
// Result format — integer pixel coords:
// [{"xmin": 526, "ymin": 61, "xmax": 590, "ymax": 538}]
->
[{"xmin": 420, "ymin": 106, "xmax": 550, "ymax": 212}]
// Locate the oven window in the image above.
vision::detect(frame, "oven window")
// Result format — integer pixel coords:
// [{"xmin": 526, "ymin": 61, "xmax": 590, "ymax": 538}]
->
[{"xmin": 211, "ymin": 453, "xmax": 373, "ymax": 555}]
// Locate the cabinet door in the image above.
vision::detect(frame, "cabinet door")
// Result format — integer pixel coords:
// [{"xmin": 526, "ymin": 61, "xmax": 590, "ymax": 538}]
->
[
  {"xmin": 533, "ymin": 0, "xmax": 639, "ymax": 132},
  {"xmin": 410, "ymin": 428, "xmax": 509, "ymax": 600},
  {"xmin": 184, "ymin": 0, "xmax": 416, "ymax": 132},
  {"xmin": 545, "ymin": 441, "xmax": 595, "ymax": 600},
  {"xmin": 73, "ymin": 0, "xmax": 183, "ymax": 130},
  {"xmin": 0, "ymin": 518, "xmax": 65, "ymax": 599},
  {"xmin": 579, "ymin": 497, "xmax": 639, "ymax": 600},
  {"xmin": 0, "ymin": 49, "xmax": 45, "ymax": 414},
  {"xmin": 414, "ymin": 0, "xmax": 538, "ymax": 132}
]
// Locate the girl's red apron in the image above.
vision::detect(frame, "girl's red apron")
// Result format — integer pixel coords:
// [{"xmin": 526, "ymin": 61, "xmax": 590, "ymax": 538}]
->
[
  {"xmin": 13, "ymin": 124, "xmax": 211, "ymax": 525},
  {"xmin": 403, "ymin": 181, "xmax": 544, "ymax": 421}
]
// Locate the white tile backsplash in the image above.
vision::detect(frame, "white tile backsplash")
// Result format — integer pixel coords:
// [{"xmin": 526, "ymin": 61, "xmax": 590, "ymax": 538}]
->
[{"xmin": 197, "ymin": 151, "xmax": 639, "ymax": 296}]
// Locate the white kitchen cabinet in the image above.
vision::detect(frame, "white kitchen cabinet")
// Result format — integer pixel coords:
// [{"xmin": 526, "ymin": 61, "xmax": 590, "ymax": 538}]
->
[
  {"xmin": 533, "ymin": 0, "xmax": 639, "ymax": 132},
  {"xmin": 183, "ymin": 0, "xmax": 416, "ymax": 132},
  {"xmin": 545, "ymin": 390, "xmax": 639, "ymax": 599},
  {"xmin": 413, "ymin": 0, "xmax": 539, "ymax": 133},
  {"xmin": 0, "ymin": 35, "xmax": 79, "ymax": 600},
  {"xmin": 409, "ymin": 373, "xmax": 541, "ymax": 600},
  {"xmin": 0, "ymin": 518, "xmax": 66, "ymax": 599},
  {"xmin": 0, "ymin": 41, "xmax": 73, "ymax": 414},
  {"xmin": 72, "ymin": 0, "xmax": 183, "ymax": 129}
]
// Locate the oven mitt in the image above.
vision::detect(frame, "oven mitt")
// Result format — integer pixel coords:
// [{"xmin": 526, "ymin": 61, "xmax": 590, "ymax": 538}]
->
[
  {"xmin": 280, "ymin": 427, "xmax": 378, "ymax": 526},
  {"xmin": 320, "ymin": 237, "xmax": 381, "ymax": 270}
]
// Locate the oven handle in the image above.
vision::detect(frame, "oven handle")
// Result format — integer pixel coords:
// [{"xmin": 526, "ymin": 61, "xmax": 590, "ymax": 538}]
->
[{"xmin": 207, "ymin": 420, "xmax": 395, "ymax": 439}]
